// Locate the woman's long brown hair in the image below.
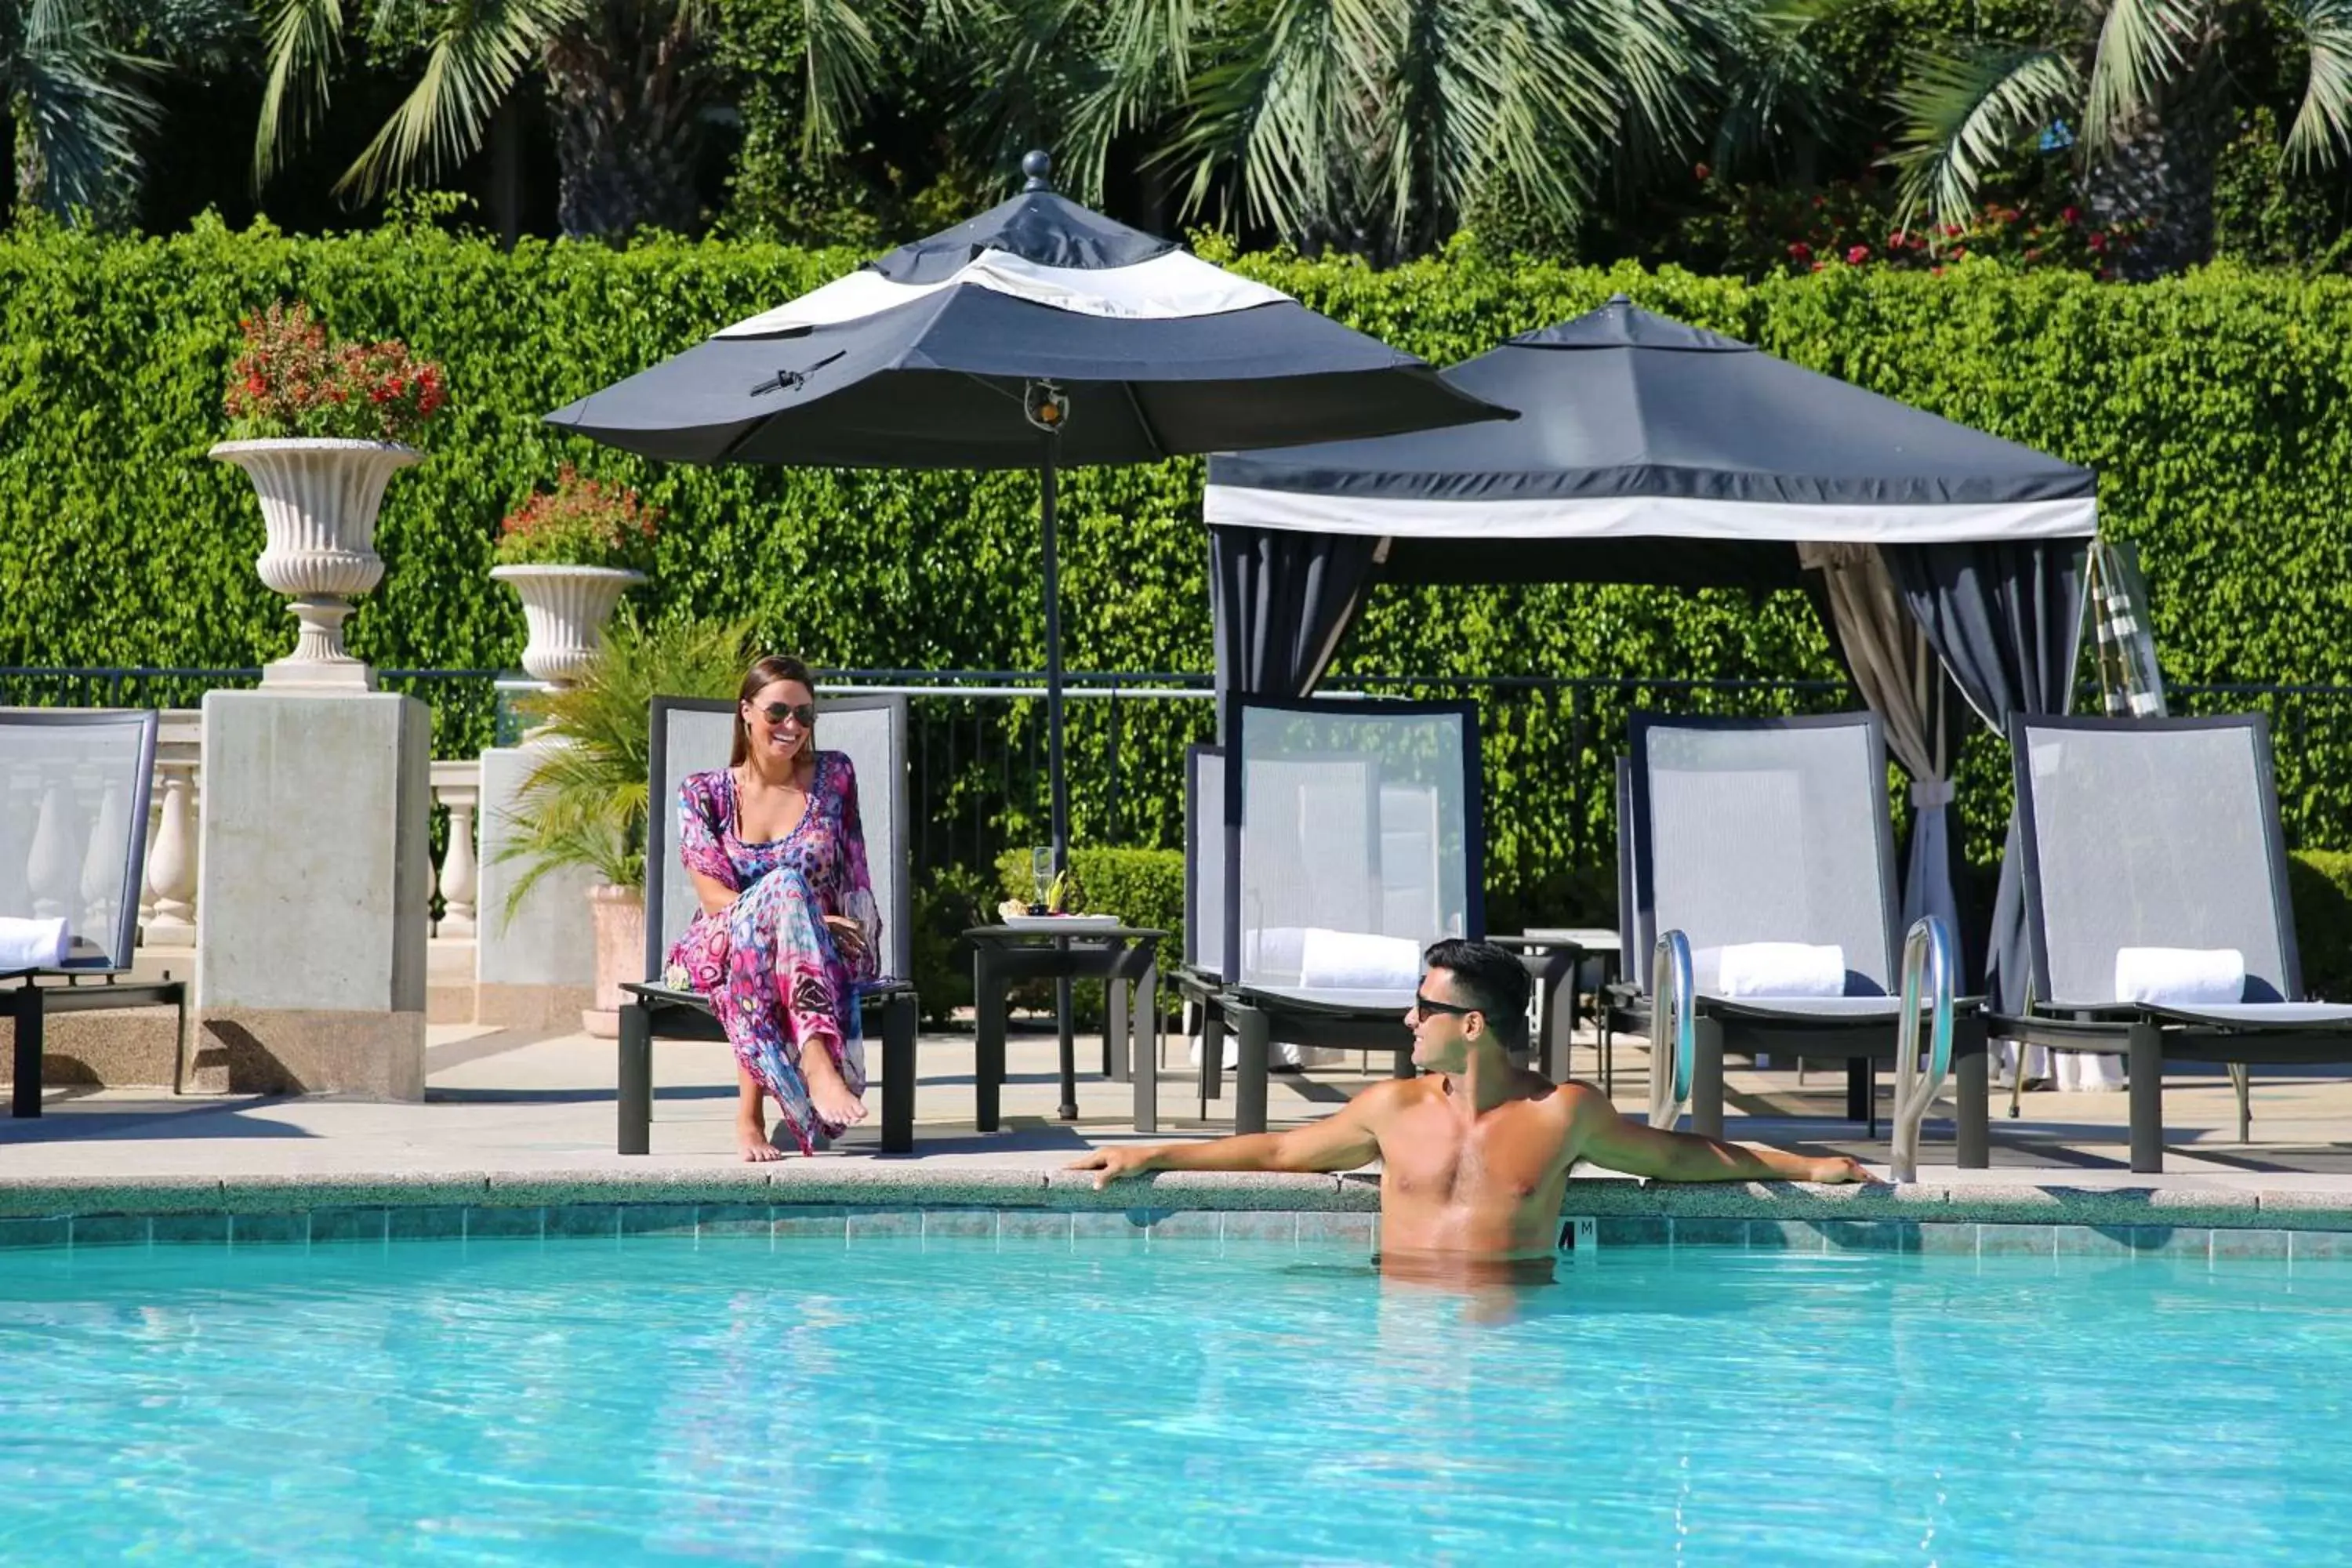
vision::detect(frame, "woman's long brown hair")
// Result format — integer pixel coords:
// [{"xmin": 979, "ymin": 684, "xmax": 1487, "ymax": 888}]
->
[{"xmin": 729, "ymin": 654, "xmax": 816, "ymax": 768}]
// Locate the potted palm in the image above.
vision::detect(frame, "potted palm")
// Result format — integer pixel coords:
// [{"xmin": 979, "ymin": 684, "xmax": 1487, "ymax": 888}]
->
[
  {"xmin": 211, "ymin": 302, "xmax": 448, "ymax": 690},
  {"xmin": 490, "ymin": 465, "xmax": 658, "ymax": 688},
  {"xmin": 496, "ymin": 615, "xmax": 750, "ymax": 1036}
]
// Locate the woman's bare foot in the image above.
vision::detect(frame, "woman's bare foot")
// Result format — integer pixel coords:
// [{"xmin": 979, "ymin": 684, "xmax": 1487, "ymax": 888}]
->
[
  {"xmin": 738, "ymin": 1116, "xmax": 786, "ymax": 1162},
  {"xmin": 800, "ymin": 1045, "xmax": 869, "ymax": 1130}
]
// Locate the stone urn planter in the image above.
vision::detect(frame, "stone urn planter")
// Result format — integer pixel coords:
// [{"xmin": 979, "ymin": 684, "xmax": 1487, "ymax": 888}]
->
[
  {"xmin": 489, "ymin": 564, "xmax": 648, "ymax": 688},
  {"xmin": 583, "ymin": 881, "xmax": 646, "ymax": 1038},
  {"xmin": 211, "ymin": 437, "xmax": 421, "ymax": 691}
]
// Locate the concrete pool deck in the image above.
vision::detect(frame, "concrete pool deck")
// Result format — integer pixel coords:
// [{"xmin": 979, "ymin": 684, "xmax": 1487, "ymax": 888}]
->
[{"xmin": 13, "ymin": 1019, "xmax": 2352, "ymax": 1238}]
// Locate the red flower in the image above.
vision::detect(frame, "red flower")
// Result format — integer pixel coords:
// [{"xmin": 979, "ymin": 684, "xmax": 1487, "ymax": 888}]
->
[
  {"xmin": 2060, "ymin": 205, "xmax": 2081, "ymax": 225},
  {"xmin": 1846, "ymin": 245, "xmax": 1870, "ymax": 265},
  {"xmin": 2087, "ymin": 232, "xmax": 2107, "ymax": 252},
  {"xmin": 1942, "ymin": 223, "xmax": 1962, "ymax": 238},
  {"xmin": 1693, "ymin": 162, "xmax": 1711, "ymax": 180},
  {"xmin": 1788, "ymin": 241, "xmax": 1813, "ymax": 261}
]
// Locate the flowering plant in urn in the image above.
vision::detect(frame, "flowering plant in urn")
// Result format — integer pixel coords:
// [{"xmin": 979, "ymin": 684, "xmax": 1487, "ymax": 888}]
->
[
  {"xmin": 224, "ymin": 301, "xmax": 448, "ymax": 443},
  {"xmin": 495, "ymin": 465, "xmax": 659, "ymax": 572},
  {"xmin": 492, "ymin": 466, "xmax": 656, "ymax": 688},
  {"xmin": 212, "ymin": 301, "xmax": 450, "ymax": 688}
]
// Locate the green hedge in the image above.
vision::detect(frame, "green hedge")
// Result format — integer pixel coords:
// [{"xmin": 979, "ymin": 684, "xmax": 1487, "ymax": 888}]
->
[
  {"xmin": 9, "ymin": 219, "xmax": 2352, "ymax": 902},
  {"xmin": 2290, "ymin": 851, "xmax": 2352, "ymax": 1001}
]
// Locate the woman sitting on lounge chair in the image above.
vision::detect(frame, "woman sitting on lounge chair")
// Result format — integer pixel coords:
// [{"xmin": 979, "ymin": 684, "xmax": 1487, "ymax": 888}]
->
[{"xmin": 666, "ymin": 655, "xmax": 881, "ymax": 1161}]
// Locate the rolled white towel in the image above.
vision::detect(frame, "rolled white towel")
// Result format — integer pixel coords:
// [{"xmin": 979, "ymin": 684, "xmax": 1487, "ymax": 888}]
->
[
  {"xmin": 0, "ymin": 916, "xmax": 70, "ymax": 972},
  {"xmin": 1247, "ymin": 926, "xmax": 1309, "ymax": 984},
  {"xmin": 2114, "ymin": 946, "xmax": 2245, "ymax": 1007},
  {"xmin": 1298, "ymin": 927, "xmax": 1423, "ymax": 991},
  {"xmin": 1715, "ymin": 942, "xmax": 1847, "ymax": 999}
]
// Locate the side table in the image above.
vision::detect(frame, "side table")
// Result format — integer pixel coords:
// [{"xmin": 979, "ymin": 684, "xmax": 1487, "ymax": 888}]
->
[{"xmin": 967, "ymin": 925, "xmax": 1166, "ymax": 1129}]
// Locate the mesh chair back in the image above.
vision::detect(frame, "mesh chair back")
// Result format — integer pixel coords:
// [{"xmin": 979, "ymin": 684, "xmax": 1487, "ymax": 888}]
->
[
  {"xmin": 2013, "ymin": 714, "xmax": 2298, "ymax": 1006},
  {"xmin": 0, "ymin": 710, "xmax": 158, "ymax": 971},
  {"xmin": 1225, "ymin": 698, "xmax": 1483, "ymax": 986},
  {"xmin": 1184, "ymin": 746, "xmax": 1225, "ymax": 976},
  {"xmin": 1629, "ymin": 713, "xmax": 1897, "ymax": 996},
  {"xmin": 1614, "ymin": 755, "xmax": 1650, "ymax": 964},
  {"xmin": 643, "ymin": 693, "xmax": 910, "ymax": 984}
]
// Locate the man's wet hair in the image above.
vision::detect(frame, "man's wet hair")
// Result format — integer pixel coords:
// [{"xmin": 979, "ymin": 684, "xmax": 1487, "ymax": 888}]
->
[{"xmin": 1423, "ymin": 938, "xmax": 1530, "ymax": 1049}]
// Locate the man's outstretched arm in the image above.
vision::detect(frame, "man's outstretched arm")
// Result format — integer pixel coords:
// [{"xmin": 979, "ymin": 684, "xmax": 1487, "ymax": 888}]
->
[
  {"xmin": 1067, "ymin": 1082, "xmax": 1397, "ymax": 1189},
  {"xmin": 1567, "ymin": 1085, "xmax": 1869, "ymax": 1183}
]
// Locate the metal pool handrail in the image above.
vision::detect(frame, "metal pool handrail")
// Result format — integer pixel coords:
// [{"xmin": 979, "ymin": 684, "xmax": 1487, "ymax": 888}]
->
[
  {"xmin": 1648, "ymin": 930, "xmax": 1696, "ymax": 1130},
  {"xmin": 1890, "ymin": 914, "xmax": 1958, "ymax": 1183}
]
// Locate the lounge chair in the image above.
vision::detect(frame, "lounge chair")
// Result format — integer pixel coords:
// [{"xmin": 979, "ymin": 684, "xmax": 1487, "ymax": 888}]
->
[
  {"xmin": 1626, "ymin": 711, "xmax": 1990, "ymax": 1165},
  {"xmin": 615, "ymin": 694, "xmax": 920, "ymax": 1154},
  {"xmin": 1167, "ymin": 742, "xmax": 1231, "ymax": 1129},
  {"xmin": 2, "ymin": 709, "xmax": 185, "ymax": 1116},
  {"xmin": 1202, "ymin": 695, "xmax": 1484, "ymax": 1134},
  {"xmin": 1992, "ymin": 713, "xmax": 2352, "ymax": 1174}
]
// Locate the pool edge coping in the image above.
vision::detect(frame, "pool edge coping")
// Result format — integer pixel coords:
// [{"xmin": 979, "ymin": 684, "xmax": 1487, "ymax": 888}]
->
[{"xmin": 5, "ymin": 1167, "xmax": 2352, "ymax": 1232}]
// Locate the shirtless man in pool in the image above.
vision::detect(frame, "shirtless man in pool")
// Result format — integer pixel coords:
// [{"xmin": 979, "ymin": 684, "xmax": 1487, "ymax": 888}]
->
[{"xmin": 1069, "ymin": 938, "xmax": 1867, "ymax": 1272}]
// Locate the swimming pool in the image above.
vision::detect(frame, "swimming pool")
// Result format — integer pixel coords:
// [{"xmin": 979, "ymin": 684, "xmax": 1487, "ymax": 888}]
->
[{"xmin": 3, "ymin": 1232, "xmax": 2348, "ymax": 1565}]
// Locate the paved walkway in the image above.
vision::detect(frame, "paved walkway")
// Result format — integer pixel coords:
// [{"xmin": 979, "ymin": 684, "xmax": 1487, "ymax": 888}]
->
[{"xmin": 9, "ymin": 1018, "xmax": 2352, "ymax": 1196}]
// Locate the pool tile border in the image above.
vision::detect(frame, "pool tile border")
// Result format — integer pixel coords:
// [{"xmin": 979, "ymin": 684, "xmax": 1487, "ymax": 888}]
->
[{"xmin": 9, "ymin": 1168, "xmax": 2352, "ymax": 1258}]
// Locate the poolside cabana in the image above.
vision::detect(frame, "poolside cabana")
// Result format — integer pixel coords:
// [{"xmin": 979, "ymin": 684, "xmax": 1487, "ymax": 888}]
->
[{"xmin": 1203, "ymin": 296, "xmax": 2098, "ymax": 1011}]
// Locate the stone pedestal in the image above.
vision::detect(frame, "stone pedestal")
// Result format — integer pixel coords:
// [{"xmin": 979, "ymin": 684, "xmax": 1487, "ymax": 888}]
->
[
  {"xmin": 194, "ymin": 691, "xmax": 430, "ymax": 1098},
  {"xmin": 474, "ymin": 743, "xmax": 597, "ymax": 1029}
]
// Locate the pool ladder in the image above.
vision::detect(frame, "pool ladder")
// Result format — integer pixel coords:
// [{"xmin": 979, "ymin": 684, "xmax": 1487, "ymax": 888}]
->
[{"xmin": 1645, "ymin": 916, "xmax": 1958, "ymax": 1183}]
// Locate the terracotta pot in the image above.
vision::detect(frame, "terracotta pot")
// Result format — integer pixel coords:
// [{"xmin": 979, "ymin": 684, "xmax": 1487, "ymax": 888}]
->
[{"xmin": 583, "ymin": 882, "xmax": 645, "ymax": 1039}]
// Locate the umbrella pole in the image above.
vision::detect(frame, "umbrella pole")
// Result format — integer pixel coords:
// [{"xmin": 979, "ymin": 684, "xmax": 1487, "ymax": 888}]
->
[
  {"xmin": 1041, "ymin": 441, "xmax": 1080, "ymax": 1120},
  {"xmin": 1040, "ymin": 444, "xmax": 1069, "ymax": 873}
]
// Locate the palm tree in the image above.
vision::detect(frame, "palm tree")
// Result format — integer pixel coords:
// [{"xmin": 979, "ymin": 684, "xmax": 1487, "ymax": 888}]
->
[
  {"xmin": 739, "ymin": 0, "xmax": 1753, "ymax": 260},
  {"xmin": 3, "ymin": 0, "xmax": 163, "ymax": 219},
  {"xmin": 1890, "ymin": 0, "xmax": 2352, "ymax": 274},
  {"xmin": 250, "ymin": 0, "xmax": 893, "ymax": 236},
  {"xmin": 1118, "ymin": 0, "xmax": 1733, "ymax": 260}
]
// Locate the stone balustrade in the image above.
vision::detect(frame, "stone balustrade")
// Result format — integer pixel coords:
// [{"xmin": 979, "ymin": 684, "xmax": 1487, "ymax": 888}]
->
[
  {"xmin": 100, "ymin": 712, "xmax": 482, "ymax": 953},
  {"xmin": 428, "ymin": 759, "xmax": 480, "ymax": 939}
]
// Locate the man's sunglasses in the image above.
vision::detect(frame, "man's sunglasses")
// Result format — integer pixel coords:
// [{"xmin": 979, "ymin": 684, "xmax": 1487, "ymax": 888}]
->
[
  {"xmin": 755, "ymin": 702, "xmax": 817, "ymax": 728},
  {"xmin": 1411, "ymin": 991, "xmax": 1479, "ymax": 1022}
]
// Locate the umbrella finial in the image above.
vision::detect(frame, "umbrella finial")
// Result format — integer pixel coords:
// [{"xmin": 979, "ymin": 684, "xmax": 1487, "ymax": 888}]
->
[{"xmin": 1021, "ymin": 149, "xmax": 1054, "ymax": 192}]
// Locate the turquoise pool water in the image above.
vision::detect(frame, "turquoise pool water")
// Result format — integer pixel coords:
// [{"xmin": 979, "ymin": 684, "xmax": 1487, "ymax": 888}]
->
[{"xmin": 3, "ymin": 1233, "xmax": 2350, "ymax": 1564}]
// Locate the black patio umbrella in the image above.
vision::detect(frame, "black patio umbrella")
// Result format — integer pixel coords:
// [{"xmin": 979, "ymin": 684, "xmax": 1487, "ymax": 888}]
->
[{"xmin": 546, "ymin": 151, "xmax": 1507, "ymax": 874}]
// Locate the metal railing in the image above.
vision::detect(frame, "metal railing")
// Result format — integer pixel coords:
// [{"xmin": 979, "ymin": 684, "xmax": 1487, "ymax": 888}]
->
[
  {"xmin": 9, "ymin": 665, "xmax": 2352, "ymax": 902},
  {"xmin": 1890, "ymin": 915, "xmax": 1958, "ymax": 1182}
]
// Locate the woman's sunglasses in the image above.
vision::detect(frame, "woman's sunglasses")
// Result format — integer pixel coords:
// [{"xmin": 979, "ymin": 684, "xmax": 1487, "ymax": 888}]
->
[
  {"xmin": 755, "ymin": 702, "xmax": 817, "ymax": 728},
  {"xmin": 1411, "ymin": 992, "xmax": 1479, "ymax": 1023}
]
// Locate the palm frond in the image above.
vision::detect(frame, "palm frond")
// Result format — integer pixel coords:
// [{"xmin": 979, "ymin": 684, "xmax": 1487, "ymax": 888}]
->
[
  {"xmin": 1164, "ymin": 0, "xmax": 1389, "ymax": 241},
  {"xmin": 2082, "ymin": 0, "xmax": 2203, "ymax": 151},
  {"xmin": 15, "ymin": 0, "xmax": 163, "ymax": 214},
  {"xmin": 1062, "ymin": 0, "xmax": 1199, "ymax": 203},
  {"xmin": 2281, "ymin": 0, "xmax": 2352, "ymax": 170},
  {"xmin": 336, "ymin": 0, "xmax": 586, "ymax": 198},
  {"xmin": 798, "ymin": 0, "xmax": 905, "ymax": 163},
  {"xmin": 1890, "ymin": 40, "xmax": 2079, "ymax": 230},
  {"xmin": 1707, "ymin": 0, "xmax": 1872, "ymax": 172},
  {"xmin": 493, "ymin": 613, "xmax": 754, "ymax": 925},
  {"xmin": 251, "ymin": 0, "xmax": 347, "ymax": 187}
]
